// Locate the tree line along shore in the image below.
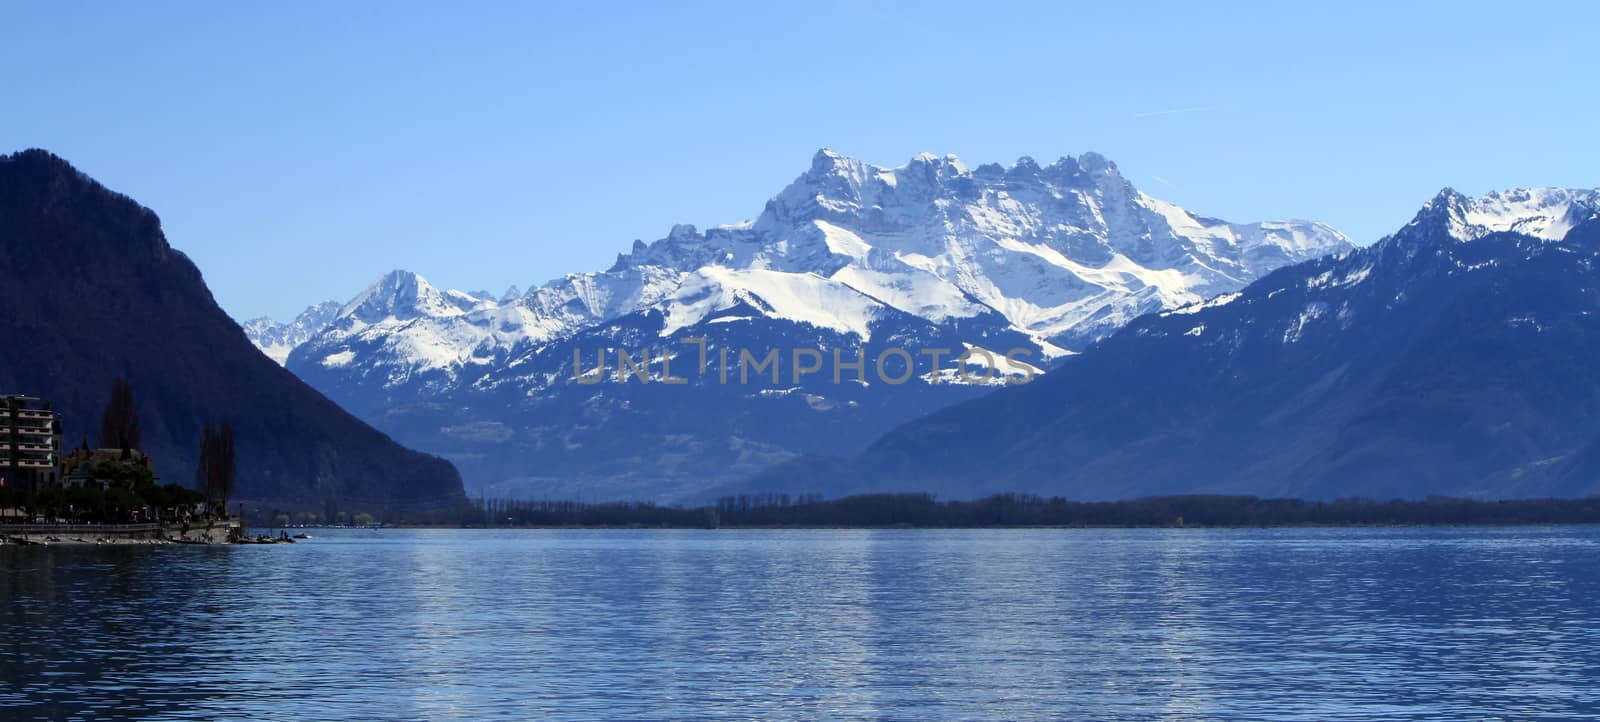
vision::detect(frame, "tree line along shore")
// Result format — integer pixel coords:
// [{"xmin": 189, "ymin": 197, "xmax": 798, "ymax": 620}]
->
[
  {"xmin": 18, "ymin": 382, "xmax": 1600, "ymax": 534},
  {"xmin": 363, "ymin": 492, "xmax": 1600, "ymax": 529}
]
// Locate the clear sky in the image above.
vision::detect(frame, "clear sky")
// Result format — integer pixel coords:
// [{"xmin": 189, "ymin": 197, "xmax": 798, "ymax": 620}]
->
[{"xmin": 3, "ymin": 1, "xmax": 1597, "ymax": 321}]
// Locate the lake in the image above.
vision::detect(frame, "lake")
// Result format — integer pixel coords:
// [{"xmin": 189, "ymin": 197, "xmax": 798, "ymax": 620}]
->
[{"xmin": 3, "ymin": 527, "xmax": 1599, "ymax": 720}]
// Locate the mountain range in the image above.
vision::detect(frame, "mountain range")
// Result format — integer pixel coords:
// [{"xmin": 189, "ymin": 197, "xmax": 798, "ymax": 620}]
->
[
  {"xmin": 0, "ymin": 149, "xmax": 465, "ymax": 512},
  {"xmin": 241, "ymin": 301, "xmax": 341, "ymax": 365},
  {"xmin": 24, "ymin": 144, "xmax": 1596, "ymax": 505},
  {"xmin": 744, "ymin": 187, "xmax": 1600, "ymax": 500},
  {"xmin": 246, "ymin": 149, "xmax": 1352, "ymax": 500}
]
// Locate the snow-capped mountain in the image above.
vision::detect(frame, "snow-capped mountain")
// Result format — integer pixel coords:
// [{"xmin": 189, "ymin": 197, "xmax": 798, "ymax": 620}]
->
[
  {"xmin": 599, "ymin": 149, "xmax": 1348, "ymax": 347},
  {"xmin": 1422, "ymin": 187, "xmax": 1597, "ymax": 242},
  {"xmin": 258, "ymin": 149, "xmax": 1350, "ymax": 395},
  {"xmin": 242, "ymin": 300, "xmax": 341, "ymax": 364},
  {"xmin": 248, "ymin": 149, "xmax": 1354, "ymax": 499},
  {"xmin": 747, "ymin": 186, "xmax": 1600, "ymax": 501}
]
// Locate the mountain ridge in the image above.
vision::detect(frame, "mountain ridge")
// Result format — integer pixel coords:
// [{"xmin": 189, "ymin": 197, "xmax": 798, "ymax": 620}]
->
[
  {"xmin": 0, "ymin": 148, "xmax": 466, "ymax": 510},
  {"xmin": 247, "ymin": 148, "xmax": 1354, "ymax": 500},
  {"xmin": 736, "ymin": 184, "xmax": 1600, "ymax": 501}
]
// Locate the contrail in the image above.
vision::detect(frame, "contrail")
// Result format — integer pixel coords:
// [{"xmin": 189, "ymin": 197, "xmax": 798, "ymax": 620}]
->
[{"xmin": 1132, "ymin": 106, "xmax": 1216, "ymax": 118}]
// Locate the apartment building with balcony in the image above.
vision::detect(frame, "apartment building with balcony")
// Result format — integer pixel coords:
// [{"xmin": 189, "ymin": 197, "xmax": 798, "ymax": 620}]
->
[{"xmin": 3, "ymin": 394, "xmax": 63, "ymax": 490}]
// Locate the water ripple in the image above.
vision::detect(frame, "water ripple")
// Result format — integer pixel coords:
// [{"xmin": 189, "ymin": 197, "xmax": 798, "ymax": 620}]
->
[{"xmin": 4, "ymin": 527, "xmax": 1600, "ymax": 720}]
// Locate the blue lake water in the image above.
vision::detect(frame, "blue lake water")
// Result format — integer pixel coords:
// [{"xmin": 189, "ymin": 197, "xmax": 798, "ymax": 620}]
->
[{"xmin": 3, "ymin": 527, "xmax": 1600, "ymax": 720}]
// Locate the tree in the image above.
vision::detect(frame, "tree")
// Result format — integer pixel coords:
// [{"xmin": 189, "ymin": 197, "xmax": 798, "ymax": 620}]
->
[
  {"xmin": 196, "ymin": 423, "xmax": 213, "ymax": 500},
  {"xmin": 219, "ymin": 423, "xmax": 236, "ymax": 505},
  {"xmin": 97, "ymin": 377, "xmax": 141, "ymax": 450},
  {"xmin": 196, "ymin": 422, "xmax": 236, "ymax": 510}
]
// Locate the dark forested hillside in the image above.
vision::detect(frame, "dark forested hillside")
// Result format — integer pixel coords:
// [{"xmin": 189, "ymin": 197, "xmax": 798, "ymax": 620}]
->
[{"xmin": 0, "ymin": 149, "xmax": 464, "ymax": 510}]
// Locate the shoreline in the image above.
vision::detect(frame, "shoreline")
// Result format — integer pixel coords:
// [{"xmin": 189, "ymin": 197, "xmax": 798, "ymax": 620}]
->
[
  {"xmin": 1, "ymin": 520, "xmax": 244, "ymax": 546},
  {"xmin": 3, "ymin": 535, "xmax": 181, "ymax": 546},
  {"xmin": 309, "ymin": 520, "xmax": 1600, "ymax": 531}
]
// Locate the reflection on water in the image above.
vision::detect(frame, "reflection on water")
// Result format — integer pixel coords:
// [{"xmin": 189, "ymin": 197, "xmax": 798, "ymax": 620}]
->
[{"xmin": 4, "ymin": 528, "xmax": 1600, "ymax": 720}]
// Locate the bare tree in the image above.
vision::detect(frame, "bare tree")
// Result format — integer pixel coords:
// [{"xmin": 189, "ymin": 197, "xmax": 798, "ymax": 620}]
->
[
  {"xmin": 98, "ymin": 377, "xmax": 141, "ymax": 450},
  {"xmin": 196, "ymin": 422, "xmax": 214, "ymax": 498},
  {"xmin": 197, "ymin": 422, "xmax": 237, "ymax": 510},
  {"xmin": 219, "ymin": 423, "xmax": 236, "ymax": 506}
]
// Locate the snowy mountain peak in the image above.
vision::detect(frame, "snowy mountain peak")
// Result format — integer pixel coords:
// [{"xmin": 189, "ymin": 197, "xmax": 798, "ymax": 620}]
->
[
  {"xmin": 338, "ymin": 269, "xmax": 486, "ymax": 324},
  {"xmin": 1076, "ymin": 151, "xmax": 1116, "ymax": 174},
  {"xmin": 1411, "ymin": 187, "xmax": 1600, "ymax": 243},
  {"xmin": 810, "ymin": 147, "xmax": 853, "ymax": 172},
  {"xmin": 263, "ymin": 149, "xmax": 1355, "ymax": 415},
  {"xmin": 907, "ymin": 151, "xmax": 967, "ymax": 172},
  {"xmin": 321, "ymin": 150, "xmax": 1351, "ymax": 362},
  {"xmin": 241, "ymin": 300, "xmax": 341, "ymax": 365},
  {"xmin": 249, "ymin": 149, "xmax": 1364, "ymax": 497}
]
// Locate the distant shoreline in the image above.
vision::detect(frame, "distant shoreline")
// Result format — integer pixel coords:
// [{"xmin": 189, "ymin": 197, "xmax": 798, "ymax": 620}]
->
[
  {"xmin": 371, "ymin": 521, "xmax": 1600, "ymax": 531},
  {"xmin": 320, "ymin": 493, "xmax": 1600, "ymax": 530}
]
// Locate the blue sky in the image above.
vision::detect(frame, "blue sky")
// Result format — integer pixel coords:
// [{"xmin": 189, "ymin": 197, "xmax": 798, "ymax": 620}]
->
[{"xmin": 3, "ymin": 1, "xmax": 1597, "ymax": 321}]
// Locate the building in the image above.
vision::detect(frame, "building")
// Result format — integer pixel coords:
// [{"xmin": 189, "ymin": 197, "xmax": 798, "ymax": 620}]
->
[
  {"xmin": 60, "ymin": 445, "xmax": 156, "ymax": 489},
  {"xmin": 2, "ymin": 394, "xmax": 63, "ymax": 491}
]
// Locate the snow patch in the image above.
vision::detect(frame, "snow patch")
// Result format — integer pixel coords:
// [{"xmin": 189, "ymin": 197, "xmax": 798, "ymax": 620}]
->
[
  {"xmin": 1282, "ymin": 302, "xmax": 1328, "ymax": 343},
  {"xmin": 1164, "ymin": 292, "xmax": 1241, "ymax": 316},
  {"xmin": 1442, "ymin": 188, "xmax": 1599, "ymax": 242},
  {"xmin": 321, "ymin": 350, "xmax": 356, "ymax": 368}
]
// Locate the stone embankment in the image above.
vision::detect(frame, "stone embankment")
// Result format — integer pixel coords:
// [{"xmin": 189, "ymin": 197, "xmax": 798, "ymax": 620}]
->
[{"xmin": 1, "ymin": 520, "xmax": 244, "ymax": 545}]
